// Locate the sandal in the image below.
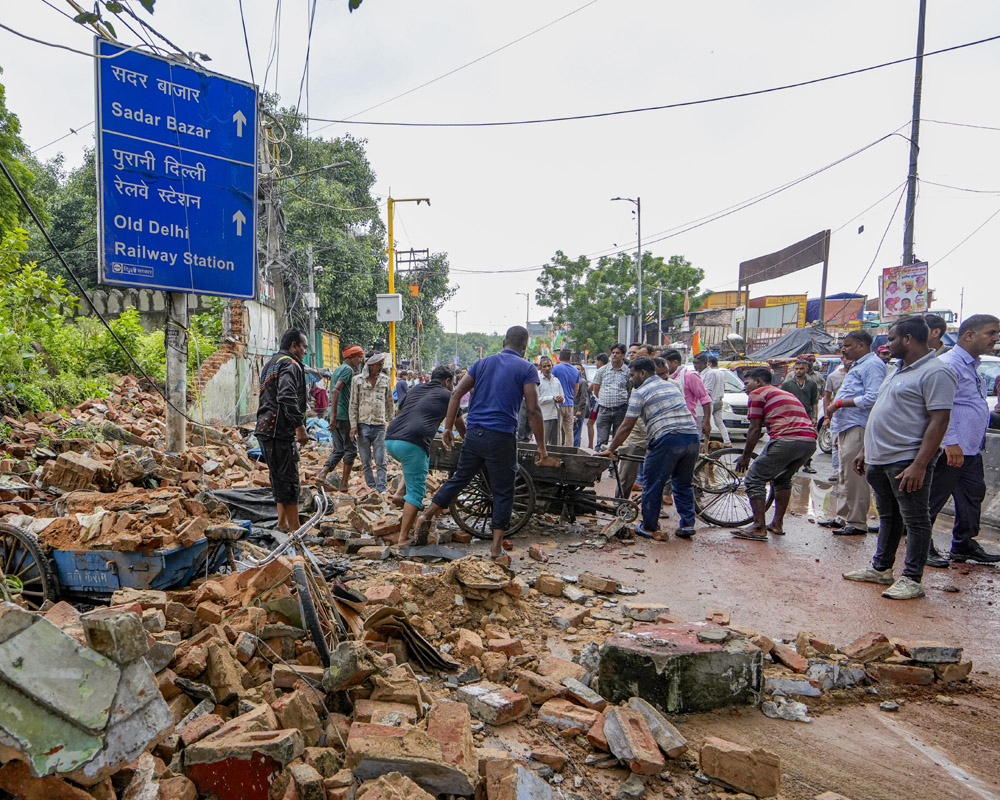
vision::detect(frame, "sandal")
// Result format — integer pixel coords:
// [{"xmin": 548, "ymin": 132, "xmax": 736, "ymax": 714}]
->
[
  {"xmin": 635, "ymin": 523, "xmax": 656, "ymax": 539},
  {"xmin": 676, "ymin": 527, "xmax": 696, "ymax": 539},
  {"xmin": 731, "ymin": 528, "xmax": 768, "ymax": 541}
]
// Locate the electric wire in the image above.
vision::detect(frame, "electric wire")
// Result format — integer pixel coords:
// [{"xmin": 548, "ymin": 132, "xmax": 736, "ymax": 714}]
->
[
  {"xmin": 933, "ymin": 204, "xmax": 1000, "ymax": 268},
  {"xmin": 0, "ymin": 155, "xmax": 222, "ymax": 430},
  {"xmin": 314, "ymin": 0, "xmax": 600, "ymax": 132},
  {"xmin": 238, "ymin": 0, "xmax": 257, "ymax": 86},
  {"xmin": 920, "ymin": 179, "xmax": 1000, "ymax": 195},
  {"xmin": 305, "ymin": 33, "xmax": 1000, "ymax": 128},
  {"xmin": 0, "ymin": 22, "xmax": 161, "ymax": 58},
  {"xmin": 31, "ymin": 121, "xmax": 95, "ymax": 155}
]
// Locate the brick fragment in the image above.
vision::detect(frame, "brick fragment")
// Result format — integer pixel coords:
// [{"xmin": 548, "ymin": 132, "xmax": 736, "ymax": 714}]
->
[
  {"xmin": 771, "ymin": 643, "xmax": 809, "ymax": 674},
  {"xmin": 535, "ymin": 574, "xmax": 565, "ymax": 596},
  {"xmin": 873, "ymin": 663, "xmax": 935, "ymax": 686},
  {"xmin": 578, "ymin": 572, "xmax": 617, "ymax": 593},
  {"xmin": 604, "ymin": 706, "xmax": 665, "ymax": 775},
  {"xmin": 700, "ymin": 736, "xmax": 781, "ymax": 798},
  {"xmin": 934, "ymin": 660, "xmax": 973, "ymax": 683},
  {"xmin": 842, "ymin": 632, "xmax": 894, "ymax": 662},
  {"xmin": 537, "ymin": 698, "xmax": 602, "ymax": 731},
  {"xmin": 455, "ymin": 682, "xmax": 531, "ymax": 725}
]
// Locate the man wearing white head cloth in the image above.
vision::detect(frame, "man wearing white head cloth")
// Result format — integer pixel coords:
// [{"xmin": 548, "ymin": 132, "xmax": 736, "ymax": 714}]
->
[{"xmin": 349, "ymin": 352, "xmax": 394, "ymax": 492}]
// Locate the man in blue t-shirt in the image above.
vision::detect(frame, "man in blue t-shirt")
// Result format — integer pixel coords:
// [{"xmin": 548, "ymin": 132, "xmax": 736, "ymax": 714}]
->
[
  {"xmin": 415, "ymin": 326, "xmax": 548, "ymax": 558},
  {"xmin": 552, "ymin": 349, "xmax": 580, "ymax": 446}
]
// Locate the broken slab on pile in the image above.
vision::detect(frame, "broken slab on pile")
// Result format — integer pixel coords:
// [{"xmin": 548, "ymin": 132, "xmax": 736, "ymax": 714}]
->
[
  {"xmin": 597, "ymin": 622, "xmax": 763, "ymax": 714},
  {"xmin": 0, "ymin": 603, "xmax": 172, "ymax": 785}
]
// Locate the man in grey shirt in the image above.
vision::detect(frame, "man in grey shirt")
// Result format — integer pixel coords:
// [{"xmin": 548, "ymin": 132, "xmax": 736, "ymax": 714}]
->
[{"xmin": 843, "ymin": 317, "xmax": 956, "ymax": 600}]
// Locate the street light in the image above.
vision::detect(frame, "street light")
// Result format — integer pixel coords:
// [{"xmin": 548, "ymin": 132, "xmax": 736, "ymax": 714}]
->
[
  {"xmin": 451, "ymin": 310, "xmax": 466, "ymax": 365},
  {"xmin": 611, "ymin": 196, "xmax": 642, "ymax": 343},
  {"xmin": 515, "ymin": 292, "xmax": 530, "ymax": 330}
]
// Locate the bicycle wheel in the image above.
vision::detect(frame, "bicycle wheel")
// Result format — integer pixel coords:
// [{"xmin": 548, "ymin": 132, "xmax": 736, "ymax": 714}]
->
[
  {"xmin": 818, "ymin": 426, "xmax": 833, "ymax": 454},
  {"xmin": 693, "ymin": 447, "xmax": 772, "ymax": 527},
  {"xmin": 450, "ymin": 464, "xmax": 536, "ymax": 539},
  {"xmin": 0, "ymin": 523, "xmax": 57, "ymax": 610},
  {"xmin": 293, "ymin": 562, "xmax": 335, "ymax": 667}
]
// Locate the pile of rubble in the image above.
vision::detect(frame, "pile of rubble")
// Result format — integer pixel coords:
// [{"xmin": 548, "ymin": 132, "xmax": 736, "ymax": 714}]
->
[{"xmin": 0, "ymin": 539, "xmax": 977, "ymax": 800}]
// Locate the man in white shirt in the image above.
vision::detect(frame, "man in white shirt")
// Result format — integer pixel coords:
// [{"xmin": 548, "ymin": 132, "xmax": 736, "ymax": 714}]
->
[
  {"xmin": 694, "ymin": 354, "xmax": 730, "ymax": 445},
  {"xmin": 536, "ymin": 356, "xmax": 564, "ymax": 445}
]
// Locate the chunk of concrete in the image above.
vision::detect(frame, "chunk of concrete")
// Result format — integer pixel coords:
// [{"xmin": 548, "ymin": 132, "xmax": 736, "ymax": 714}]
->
[
  {"xmin": 455, "ymin": 682, "xmax": 530, "ymax": 725},
  {"xmin": 356, "ymin": 771, "xmax": 435, "ymax": 800},
  {"xmin": 81, "ymin": 607, "xmax": 150, "ymax": 665},
  {"xmin": 892, "ymin": 639, "xmax": 962, "ymax": 664},
  {"xmin": 598, "ymin": 623, "xmax": 763, "ymax": 715},
  {"xmin": 322, "ymin": 642, "xmax": 388, "ymax": 692},
  {"xmin": 184, "ymin": 728, "xmax": 305, "ymax": 800},
  {"xmin": 482, "ymin": 759, "xmax": 556, "ymax": 800}
]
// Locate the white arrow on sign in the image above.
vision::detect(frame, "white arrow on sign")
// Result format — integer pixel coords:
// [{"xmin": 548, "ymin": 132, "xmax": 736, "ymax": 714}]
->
[
  {"xmin": 233, "ymin": 110, "xmax": 247, "ymax": 137},
  {"xmin": 232, "ymin": 210, "xmax": 246, "ymax": 236}
]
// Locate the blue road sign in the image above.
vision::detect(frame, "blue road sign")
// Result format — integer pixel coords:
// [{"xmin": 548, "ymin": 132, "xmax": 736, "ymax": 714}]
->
[{"xmin": 95, "ymin": 39, "xmax": 257, "ymax": 298}]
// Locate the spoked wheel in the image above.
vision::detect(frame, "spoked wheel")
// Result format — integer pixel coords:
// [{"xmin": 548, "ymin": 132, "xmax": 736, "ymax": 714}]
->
[
  {"xmin": 693, "ymin": 447, "xmax": 773, "ymax": 527},
  {"xmin": 818, "ymin": 425, "xmax": 833, "ymax": 454},
  {"xmin": 450, "ymin": 464, "xmax": 536, "ymax": 539},
  {"xmin": 293, "ymin": 561, "xmax": 340, "ymax": 667},
  {"xmin": 0, "ymin": 522, "xmax": 57, "ymax": 610},
  {"xmin": 615, "ymin": 499, "xmax": 639, "ymax": 523}
]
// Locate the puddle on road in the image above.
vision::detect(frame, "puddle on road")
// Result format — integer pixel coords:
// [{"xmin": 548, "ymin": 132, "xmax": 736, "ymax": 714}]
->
[
  {"xmin": 788, "ymin": 474, "xmax": 837, "ymax": 520},
  {"xmin": 873, "ymin": 708, "xmax": 1000, "ymax": 800}
]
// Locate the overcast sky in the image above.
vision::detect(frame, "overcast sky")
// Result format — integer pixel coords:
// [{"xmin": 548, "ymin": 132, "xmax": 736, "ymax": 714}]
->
[{"xmin": 3, "ymin": 1, "xmax": 999, "ymax": 335}]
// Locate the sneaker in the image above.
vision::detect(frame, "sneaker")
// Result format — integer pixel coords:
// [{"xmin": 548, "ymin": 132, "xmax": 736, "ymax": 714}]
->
[
  {"xmin": 882, "ymin": 576, "xmax": 925, "ymax": 600},
  {"xmin": 842, "ymin": 566, "xmax": 895, "ymax": 585},
  {"xmin": 950, "ymin": 542, "xmax": 1000, "ymax": 563},
  {"xmin": 925, "ymin": 545, "xmax": 950, "ymax": 569}
]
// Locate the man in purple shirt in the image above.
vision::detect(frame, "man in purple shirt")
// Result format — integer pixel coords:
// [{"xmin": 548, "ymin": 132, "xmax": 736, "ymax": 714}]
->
[
  {"xmin": 926, "ymin": 313, "xmax": 1000, "ymax": 566},
  {"xmin": 415, "ymin": 326, "xmax": 548, "ymax": 559}
]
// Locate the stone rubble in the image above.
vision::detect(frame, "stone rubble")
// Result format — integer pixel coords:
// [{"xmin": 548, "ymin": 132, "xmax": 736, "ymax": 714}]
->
[{"xmin": 0, "ymin": 377, "xmax": 981, "ymax": 800}]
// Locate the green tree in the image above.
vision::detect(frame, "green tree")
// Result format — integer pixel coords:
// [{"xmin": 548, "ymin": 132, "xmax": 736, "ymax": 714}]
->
[
  {"xmin": 0, "ymin": 68, "xmax": 46, "ymax": 238},
  {"xmin": 535, "ymin": 251, "xmax": 705, "ymax": 354}
]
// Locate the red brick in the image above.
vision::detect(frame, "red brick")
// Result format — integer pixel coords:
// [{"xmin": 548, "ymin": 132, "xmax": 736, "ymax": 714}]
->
[
  {"xmin": 772, "ymin": 643, "xmax": 809, "ymax": 674},
  {"xmin": 179, "ymin": 713, "xmax": 224, "ymax": 746},
  {"xmin": 705, "ymin": 609, "xmax": 731, "ymax": 626},
  {"xmin": 873, "ymin": 663, "xmax": 935, "ymax": 685},
  {"xmin": 578, "ymin": 572, "xmax": 617, "ymax": 593},
  {"xmin": 700, "ymin": 736, "xmax": 781, "ymax": 798},
  {"xmin": 527, "ymin": 544, "xmax": 548, "ymax": 562},
  {"xmin": 535, "ymin": 574, "xmax": 565, "ymax": 596},
  {"xmin": 535, "ymin": 656, "xmax": 586, "ymax": 684},
  {"xmin": 455, "ymin": 683, "xmax": 531, "ymax": 725},
  {"xmin": 487, "ymin": 638, "xmax": 524, "ymax": 657},
  {"xmin": 604, "ymin": 706, "xmax": 665, "ymax": 775},
  {"xmin": 514, "ymin": 670, "xmax": 565, "ymax": 704},
  {"xmin": 353, "ymin": 698, "xmax": 418, "ymax": 725},
  {"xmin": 842, "ymin": 632, "xmax": 894, "ymax": 662},
  {"xmin": 537, "ymin": 698, "xmax": 602, "ymax": 731},
  {"xmin": 364, "ymin": 585, "xmax": 402, "ymax": 606},
  {"xmin": 586, "ymin": 715, "xmax": 609, "ymax": 751},
  {"xmin": 453, "ymin": 629, "xmax": 484, "ymax": 659},
  {"xmin": 451, "ymin": 530, "xmax": 472, "ymax": 543}
]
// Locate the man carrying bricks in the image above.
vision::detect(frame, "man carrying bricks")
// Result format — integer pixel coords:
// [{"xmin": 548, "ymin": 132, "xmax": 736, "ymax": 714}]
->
[{"xmin": 255, "ymin": 329, "xmax": 309, "ymax": 532}]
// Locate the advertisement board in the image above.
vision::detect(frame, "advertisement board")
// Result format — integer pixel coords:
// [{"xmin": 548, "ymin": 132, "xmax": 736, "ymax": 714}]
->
[
  {"xmin": 880, "ymin": 263, "xmax": 929, "ymax": 321},
  {"xmin": 763, "ymin": 294, "xmax": 807, "ymax": 328}
]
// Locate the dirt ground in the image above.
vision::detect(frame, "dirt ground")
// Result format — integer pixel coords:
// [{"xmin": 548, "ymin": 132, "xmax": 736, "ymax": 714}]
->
[{"xmin": 446, "ymin": 448, "xmax": 1000, "ymax": 799}]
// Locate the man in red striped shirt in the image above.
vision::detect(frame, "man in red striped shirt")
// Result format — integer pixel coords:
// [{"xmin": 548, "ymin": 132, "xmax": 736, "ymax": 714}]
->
[{"xmin": 733, "ymin": 367, "xmax": 818, "ymax": 541}]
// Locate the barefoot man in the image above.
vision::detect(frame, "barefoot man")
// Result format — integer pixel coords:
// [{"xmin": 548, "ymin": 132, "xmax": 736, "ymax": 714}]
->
[
  {"xmin": 415, "ymin": 326, "xmax": 548, "ymax": 558},
  {"xmin": 733, "ymin": 367, "xmax": 818, "ymax": 541}
]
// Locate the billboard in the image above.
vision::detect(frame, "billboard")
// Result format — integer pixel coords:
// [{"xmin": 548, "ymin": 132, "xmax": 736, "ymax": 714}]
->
[
  {"xmin": 763, "ymin": 294, "xmax": 807, "ymax": 328},
  {"xmin": 702, "ymin": 290, "xmax": 748, "ymax": 310},
  {"xmin": 880, "ymin": 263, "xmax": 929, "ymax": 321}
]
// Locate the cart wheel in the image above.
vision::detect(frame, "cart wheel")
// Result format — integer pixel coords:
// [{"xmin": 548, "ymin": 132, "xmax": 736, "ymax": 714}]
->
[
  {"xmin": 293, "ymin": 563, "xmax": 331, "ymax": 667},
  {"xmin": 818, "ymin": 426, "xmax": 833, "ymax": 454},
  {"xmin": 693, "ymin": 447, "xmax": 773, "ymax": 527},
  {"xmin": 0, "ymin": 522, "xmax": 57, "ymax": 610},
  {"xmin": 450, "ymin": 464, "xmax": 536, "ymax": 539},
  {"xmin": 615, "ymin": 499, "xmax": 639, "ymax": 524}
]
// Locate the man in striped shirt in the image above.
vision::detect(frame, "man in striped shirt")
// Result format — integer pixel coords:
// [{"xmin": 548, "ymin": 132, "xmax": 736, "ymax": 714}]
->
[
  {"xmin": 733, "ymin": 367, "xmax": 818, "ymax": 541},
  {"xmin": 601, "ymin": 356, "xmax": 700, "ymax": 539}
]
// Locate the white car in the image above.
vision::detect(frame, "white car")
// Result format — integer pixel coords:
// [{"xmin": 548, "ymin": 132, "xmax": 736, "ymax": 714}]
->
[
  {"xmin": 718, "ymin": 369, "xmax": 751, "ymax": 439},
  {"xmin": 979, "ymin": 354, "xmax": 1000, "ymax": 411}
]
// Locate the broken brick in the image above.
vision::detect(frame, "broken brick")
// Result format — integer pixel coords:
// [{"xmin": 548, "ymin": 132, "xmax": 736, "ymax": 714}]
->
[
  {"xmin": 604, "ymin": 706, "xmax": 665, "ymax": 775},
  {"xmin": 700, "ymin": 736, "xmax": 781, "ymax": 798}
]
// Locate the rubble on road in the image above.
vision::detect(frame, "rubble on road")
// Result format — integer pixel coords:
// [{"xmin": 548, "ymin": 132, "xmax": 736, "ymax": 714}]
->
[{"xmin": 0, "ymin": 379, "xmax": 985, "ymax": 800}]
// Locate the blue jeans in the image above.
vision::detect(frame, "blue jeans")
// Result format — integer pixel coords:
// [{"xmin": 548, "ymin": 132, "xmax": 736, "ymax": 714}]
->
[
  {"xmin": 357, "ymin": 423, "xmax": 387, "ymax": 490},
  {"xmin": 432, "ymin": 427, "xmax": 517, "ymax": 531},
  {"xmin": 573, "ymin": 416, "xmax": 583, "ymax": 448},
  {"xmin": 641, "ymin": 432, "xmax": 700, "ymax": 531},
  {"xmin": 596, "ymin": 404, "xmax": 627, "ymax": 449},
  {"xmin": 868, "ymin": 460, "xmax": 936, "ymax": 580}
]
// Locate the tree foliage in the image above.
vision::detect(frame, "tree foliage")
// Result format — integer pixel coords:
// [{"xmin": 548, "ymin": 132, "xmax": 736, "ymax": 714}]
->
[
  {"xmin": 535, "ymin": 251, "xmax": 705, "ymax": 353},
  {"xmin": 421, "ymin": 330, "xmax": 504, "ymax": 369},
  {"xmin": 0, "ymin": 68, "xmax": 46, "ymax": 238}
]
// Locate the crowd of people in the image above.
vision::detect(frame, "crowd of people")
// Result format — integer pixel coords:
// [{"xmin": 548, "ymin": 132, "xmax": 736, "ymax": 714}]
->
[{"xmin": 255, "ymin": 310, "xmax": 1000, "ymax": 601}]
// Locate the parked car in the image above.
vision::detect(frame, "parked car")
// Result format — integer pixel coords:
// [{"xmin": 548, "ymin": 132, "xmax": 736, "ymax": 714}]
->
[
  {"xmin": 718, "ymin": 368, "xmax": 751, "ymax": 439},
  {"xmin": 979, "ymin": 354, "xmax": 1000, "ymax": 411}
]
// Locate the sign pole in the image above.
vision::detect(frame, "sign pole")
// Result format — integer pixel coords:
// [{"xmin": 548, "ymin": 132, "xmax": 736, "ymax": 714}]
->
[
  {"xmin": 307, "ymin": 245, "xmax": 316, "ymax": 367},
  {"xmin": 818, "ymin": 231, "xmax": 830, "ymax": 329},
  {"xmin": 165, "ymin": 292, "xmax": 187, "ymax": 452},
  {"xmin": 387, "ymin": 197, "xmax": 396, "ymax": 386}
]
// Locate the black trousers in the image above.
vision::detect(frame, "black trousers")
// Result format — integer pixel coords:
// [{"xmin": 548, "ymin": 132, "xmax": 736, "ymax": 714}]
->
[{"xmin": 928, "ymin": 451, "xmax": 986, "ymax": 554}]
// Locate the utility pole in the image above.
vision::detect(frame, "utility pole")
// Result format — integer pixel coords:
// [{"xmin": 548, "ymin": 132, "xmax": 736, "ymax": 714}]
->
[
  {"xmin": 387, "ymin": 196, "xmax": 430, "ymax": 385},
  {"xmin": 452, "ymin": 310, "xmax": 465, "ymax": 365},
  {"xmin": 164, "ymin": 292, "xmax": 187, "ymax": 452},
  {"xmin": 902, "ymin": 0, "xmax": 927, "ymax": 266},
  {"xmin": 306, "ymin": 245, "xmax": 316, "ymax": 367},
  {"xmin": 657, "ymin": 288, "xmax": 663, "ymax": 347}
]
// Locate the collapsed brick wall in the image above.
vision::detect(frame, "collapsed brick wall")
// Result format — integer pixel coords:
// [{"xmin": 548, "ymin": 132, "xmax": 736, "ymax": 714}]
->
[{"xmin": 194, "ymin": 300, "xmax": 247, "ymax": 394}]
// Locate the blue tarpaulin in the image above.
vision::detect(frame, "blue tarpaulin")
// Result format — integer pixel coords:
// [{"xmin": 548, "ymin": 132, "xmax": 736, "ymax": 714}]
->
[{"xmin": 806, "ymin": 293, "xmax": 865, "ymax": 323}]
